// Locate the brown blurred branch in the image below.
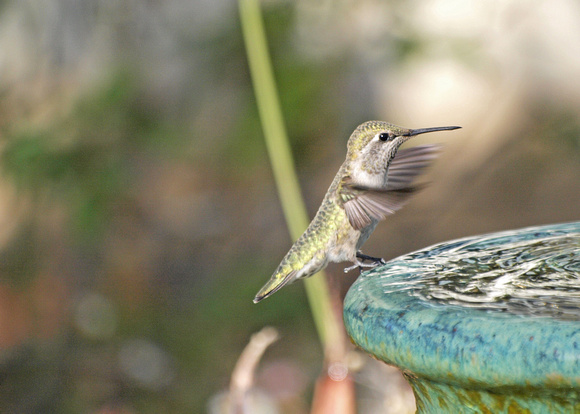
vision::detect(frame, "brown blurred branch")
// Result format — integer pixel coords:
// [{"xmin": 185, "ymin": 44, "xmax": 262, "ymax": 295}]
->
[{"xmin": 228, "ymin": 327, "xmax": 279, "ymax": 414}]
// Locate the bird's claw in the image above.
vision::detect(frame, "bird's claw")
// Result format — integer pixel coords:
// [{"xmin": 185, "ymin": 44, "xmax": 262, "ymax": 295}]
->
[
  {"xmin": 344, "ymin": 253, "xmax": 386, "ymax": 273},
  {"xmin": 343, "ymin": 263, "xmax": 361, "ymax": 273},
  {"xmin": 355, "ymin": 252, "xmax": 386, "ymax": 266}
]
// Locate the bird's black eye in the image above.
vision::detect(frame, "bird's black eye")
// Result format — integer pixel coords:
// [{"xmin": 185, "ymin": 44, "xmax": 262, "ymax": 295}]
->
[{"xmin": 379, "ymin": 132, "xmax": 390, "ymax": 142}]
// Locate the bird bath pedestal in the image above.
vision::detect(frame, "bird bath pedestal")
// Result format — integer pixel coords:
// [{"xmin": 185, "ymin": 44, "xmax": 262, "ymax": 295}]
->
[{"xmin": 343, "ymin": 222, "xmax": 580, "ymax": 413}]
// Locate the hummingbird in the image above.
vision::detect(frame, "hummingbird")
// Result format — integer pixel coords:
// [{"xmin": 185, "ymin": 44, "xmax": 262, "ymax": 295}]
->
[{"xmin": 254, "ymin": 121, "xmax": 461, "ymax": 303}]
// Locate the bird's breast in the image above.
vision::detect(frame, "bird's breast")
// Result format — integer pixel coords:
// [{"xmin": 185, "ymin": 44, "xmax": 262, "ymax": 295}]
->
[
  {"xmin": 326, "ymin": 222, "xmax": 361, "ymax": 263},
  {"xmin": 350, "ymin": 159, "xmax": 387, "ymax": 188}
]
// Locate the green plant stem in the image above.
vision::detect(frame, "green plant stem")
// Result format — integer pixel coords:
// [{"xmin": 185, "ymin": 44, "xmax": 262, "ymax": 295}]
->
[{"xmin": 239, "ymin": 0, "xmax": 341, "ymax": 351}]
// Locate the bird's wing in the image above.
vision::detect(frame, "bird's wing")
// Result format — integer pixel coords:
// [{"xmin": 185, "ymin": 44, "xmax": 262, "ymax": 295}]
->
[
  {"xmin": 386, "ymin": 144, "xmax": 440, "ymax": 189},
  {"xmin": 340, "ymin": 145, "xmax": 439, "ymax": 231},
  {"xmin": 340, "ymin": 178, "xmax": 419, "ymax": 231}
]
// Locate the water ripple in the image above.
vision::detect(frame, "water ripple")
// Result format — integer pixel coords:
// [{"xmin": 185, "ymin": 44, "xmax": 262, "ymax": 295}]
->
[{"xmin": 374, "ymin": 222, "xmax": 580, "ymax": 320}]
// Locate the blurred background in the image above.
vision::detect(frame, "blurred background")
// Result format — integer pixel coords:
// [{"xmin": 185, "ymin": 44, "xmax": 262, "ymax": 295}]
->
[{"xmin": 0, "ymin": 0, "xmax": 579, "ymax": 412}]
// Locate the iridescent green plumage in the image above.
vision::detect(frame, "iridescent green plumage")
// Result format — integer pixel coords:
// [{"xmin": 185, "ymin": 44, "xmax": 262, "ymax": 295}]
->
[{"xmin": 254, "ymin": 121, "xmax": 461, "ymax": 303}]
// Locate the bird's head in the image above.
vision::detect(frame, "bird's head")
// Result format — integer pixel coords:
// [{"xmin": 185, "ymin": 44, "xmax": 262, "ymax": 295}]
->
[{"xmin": 345, "ymin": 121, "xmax": 460, "ymax": 188}]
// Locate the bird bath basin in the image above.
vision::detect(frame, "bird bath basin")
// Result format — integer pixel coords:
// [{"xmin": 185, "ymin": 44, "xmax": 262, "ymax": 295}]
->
[{"xmin": 343, "ymin": 222, "xmax": 580, "ymax": 413}]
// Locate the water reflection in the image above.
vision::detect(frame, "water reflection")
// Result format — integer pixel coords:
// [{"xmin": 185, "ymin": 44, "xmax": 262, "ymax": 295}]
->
[{"xmin": 371, "ymin": 222, "xmax": 580, "ymax": 320}]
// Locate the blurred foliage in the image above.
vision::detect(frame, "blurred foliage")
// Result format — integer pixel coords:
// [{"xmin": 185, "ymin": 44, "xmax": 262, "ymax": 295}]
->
[
  {"xmin": 0, "ymin": 2, "xmax": 327, "ymax": 412},
  {"xmin": 0, "ymin": 224, "xmax": 38, "ymax": 287},
  {"xmin": 529, "ymin": 105, "xmax": 580, "ymax": 152},
  {"xmin": 1, "ymin": 73, "xmax": 186, "ymax": 240}
]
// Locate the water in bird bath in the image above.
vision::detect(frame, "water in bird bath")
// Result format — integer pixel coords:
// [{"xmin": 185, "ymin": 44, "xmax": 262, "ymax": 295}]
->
[{"xmin": 363, "ymin": 221, "xmax": 580, "ymax": 320}]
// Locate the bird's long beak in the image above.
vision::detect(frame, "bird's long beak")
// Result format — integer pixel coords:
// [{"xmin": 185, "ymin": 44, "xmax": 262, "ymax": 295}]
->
[
  {"xmin": 397, "ymin": 125, "xmax": 461, "ymax": 145},
  {"xmin": 406, "ymin": 126, "xmax": 462, "ymax": 136}
]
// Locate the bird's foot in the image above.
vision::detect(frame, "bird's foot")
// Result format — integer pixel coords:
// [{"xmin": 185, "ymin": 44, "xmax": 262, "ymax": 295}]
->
[
  {"xmin": 343, "ymin": 253, "xmax": 386, "ymax": 274},
  {"xmin": 356, "ymin": 251, "xmax": 386, "ymax": 266},
  {"xmin": 343, "ymin": 262, "xmax": 361, "ymax": 273}
]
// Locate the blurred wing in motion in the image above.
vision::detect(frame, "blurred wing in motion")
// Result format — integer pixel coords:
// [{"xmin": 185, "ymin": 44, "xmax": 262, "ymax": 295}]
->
[
  {"xmin": 341, "ymin": 183, "xmax": 418, "ymax": 230},
  {"xmin": 386, "ymin": 145, "xmax": 441, "ymax": 189},
  {"xmin": 341, "ymin": 145, "xmax": 439, "ymax": 230}
]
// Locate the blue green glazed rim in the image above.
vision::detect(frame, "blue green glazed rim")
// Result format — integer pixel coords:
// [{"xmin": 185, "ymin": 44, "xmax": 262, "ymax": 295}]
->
[{"xmin": 343, "ymin": 222, "xmax": 580, "ymax": 390}]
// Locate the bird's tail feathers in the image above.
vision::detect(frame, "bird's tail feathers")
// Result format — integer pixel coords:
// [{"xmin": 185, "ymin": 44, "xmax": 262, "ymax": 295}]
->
[{"xmin": 253, "ymin": 270, "xmax": 298, "ymax": 303}]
